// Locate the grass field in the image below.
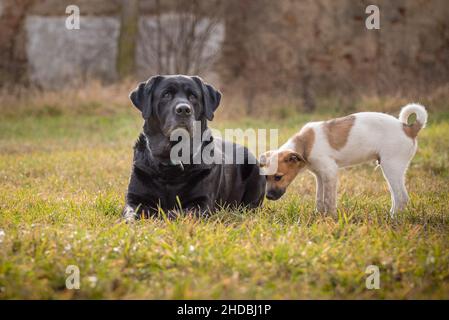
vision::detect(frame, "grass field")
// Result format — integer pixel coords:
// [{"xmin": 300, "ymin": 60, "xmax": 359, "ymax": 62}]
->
[{"xmin": 1, "ymin": 105, "xmax": 449, "ymax": 299}]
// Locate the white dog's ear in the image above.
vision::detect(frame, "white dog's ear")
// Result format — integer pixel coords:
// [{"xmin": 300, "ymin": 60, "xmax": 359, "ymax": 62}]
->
[
  {"xmin": 259, "ymin": 151, "xmax": 274, "ymax": 167},
  {"xmin": 286, "ymin": 150, "xmax": 305, "ymax": 163}
]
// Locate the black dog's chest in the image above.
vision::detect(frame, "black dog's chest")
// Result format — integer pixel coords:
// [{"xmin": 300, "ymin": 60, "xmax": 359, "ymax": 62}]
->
[{"xmin": 131, "ymin": 162, "xmax": 216, "ymax": 210}]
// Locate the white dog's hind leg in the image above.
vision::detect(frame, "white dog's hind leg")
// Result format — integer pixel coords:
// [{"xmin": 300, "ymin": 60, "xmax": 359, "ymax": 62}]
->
[{"xmin": 380, "ymin": 161, "xmax": 410, "ymax": 217}]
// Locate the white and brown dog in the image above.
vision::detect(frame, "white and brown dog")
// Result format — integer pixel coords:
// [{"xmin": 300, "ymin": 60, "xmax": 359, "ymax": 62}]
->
[{"xmin": 259, "ymin": 104, "xmax": 428, "ymax": 217}]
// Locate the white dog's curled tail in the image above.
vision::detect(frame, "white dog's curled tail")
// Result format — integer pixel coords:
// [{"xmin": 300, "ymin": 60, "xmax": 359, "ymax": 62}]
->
[{"xmin": 399, "ymin": 103, "xmax": 428, "ymax": 132}]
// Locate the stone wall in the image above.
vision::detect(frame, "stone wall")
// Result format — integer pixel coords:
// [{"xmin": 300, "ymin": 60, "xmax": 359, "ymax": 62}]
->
[
  {"xmin": 1, "ymin": 0, "xmax": 448, "ymax": 97},
  {"xmin": 26, "ymin": 16, "xmax": 120, "ymax": 88},
  {"xmin": 0, "ymin": 0, "xmax": 225, "ymax": 87},
  {"xmin": 24, "ymin": 13, "xmax": 224, "ymax": 88},
  {"xmin": 221, "ymin": 0, "xmax": 449, "ymax": 100}
]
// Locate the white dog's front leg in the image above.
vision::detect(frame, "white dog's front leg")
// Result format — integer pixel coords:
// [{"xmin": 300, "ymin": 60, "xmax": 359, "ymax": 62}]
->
[
  {"xmin": 321, "ymin": 167, "xmax": 338, "ymax": 216},
  {"xmin": 314, "ymin": 173, "xmax": 325, "ymax": 213}
]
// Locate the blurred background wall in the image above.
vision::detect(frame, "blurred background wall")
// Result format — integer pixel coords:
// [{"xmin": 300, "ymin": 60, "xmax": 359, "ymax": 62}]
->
[{"xmin": 0, "ymin": 0, "xmax": 448, "ymax": 114}]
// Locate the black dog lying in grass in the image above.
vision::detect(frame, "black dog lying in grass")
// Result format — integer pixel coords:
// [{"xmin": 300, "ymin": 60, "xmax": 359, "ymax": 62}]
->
[{"xmin": 123, "ymin": 75, "xmax": 265, "ymax": 221}]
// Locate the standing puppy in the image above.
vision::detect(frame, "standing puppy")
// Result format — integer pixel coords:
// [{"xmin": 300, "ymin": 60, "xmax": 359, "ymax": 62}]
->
[{"xmin": 259, "ymin": 104, "xmax": 428, "ymax": 217}]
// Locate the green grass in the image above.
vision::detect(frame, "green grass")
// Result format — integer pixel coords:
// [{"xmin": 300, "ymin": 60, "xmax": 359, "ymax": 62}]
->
[{"xmin": 0, "ymin": 110, "xmax": 448, "ymax": 299}]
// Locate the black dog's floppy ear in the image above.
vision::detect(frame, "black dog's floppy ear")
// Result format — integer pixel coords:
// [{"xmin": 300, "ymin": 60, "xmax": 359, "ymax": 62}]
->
[
  {"xmin": 192, "ymin": 76, "xmax": 222, "ymax": 121},
  {"xmin": 129, "ymin": 75, "xmax": 162, "ymax": 119}
]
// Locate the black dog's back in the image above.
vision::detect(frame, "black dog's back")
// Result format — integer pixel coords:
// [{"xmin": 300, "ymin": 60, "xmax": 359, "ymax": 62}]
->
[{"xmin": 214, "ymin": 138, "xmax": 266, "ymax": 208}]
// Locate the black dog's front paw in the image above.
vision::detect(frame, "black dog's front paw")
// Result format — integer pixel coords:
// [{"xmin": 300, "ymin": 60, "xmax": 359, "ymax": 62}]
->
[{"xmin": 122, "ymin": 204, "xmax": 138, "ymax": 223}]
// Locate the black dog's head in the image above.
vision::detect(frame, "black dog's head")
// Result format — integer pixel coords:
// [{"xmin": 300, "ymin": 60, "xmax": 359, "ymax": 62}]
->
[{"xmin": 130, "ymin": 75, "xmax": 221, "ymax": 137}]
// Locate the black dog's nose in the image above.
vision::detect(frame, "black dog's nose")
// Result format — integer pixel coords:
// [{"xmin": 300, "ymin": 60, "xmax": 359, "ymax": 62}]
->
[{"xmin": 175, "ymin": 104, "xmax": 192, "ymax": 116}]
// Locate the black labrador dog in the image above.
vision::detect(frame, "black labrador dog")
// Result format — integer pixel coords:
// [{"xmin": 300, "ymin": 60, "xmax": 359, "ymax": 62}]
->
[{"xmin": 123, "ymin": 75, "xmax": 265, "ymax": 220}]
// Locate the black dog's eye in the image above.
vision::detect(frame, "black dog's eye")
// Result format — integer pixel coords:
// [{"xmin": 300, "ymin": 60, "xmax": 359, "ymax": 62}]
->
[
  {"xmin": 188, "ymin": 94, "xmax": 197, "ymax": 102},
  {"xmin": 274, "ymin": 175, "xmax": 283, "ymax": 181},
  {"xmin": 162, "ymin": 92, "xmax": 172, "ymax": 100}
]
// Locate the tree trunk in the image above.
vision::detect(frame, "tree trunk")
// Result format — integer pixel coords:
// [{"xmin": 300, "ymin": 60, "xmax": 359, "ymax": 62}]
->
[
  {"xmin": 301, "ymin": 73, "xmax": 316, "ymax": 113},
  {"xmin": 117, "ymin": 0, "xmax": 139, "ymax": 78},
  {"xmin": 0, "ymin": 0, "xmax": 34, "ymax": 87}
]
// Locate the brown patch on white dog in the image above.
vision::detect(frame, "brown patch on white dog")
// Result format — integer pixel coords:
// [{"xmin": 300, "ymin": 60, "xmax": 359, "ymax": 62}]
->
[
  {"xmin": 402, "ymin": 122, "xmax": 422, "ymax": 140},
  {"xmin": 293, "ymin": 127, "xmax": 315, "ymax": 161},
  {"xmin": 322, "ymin": 115, "xmax": 355, "ymax": 150}
]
